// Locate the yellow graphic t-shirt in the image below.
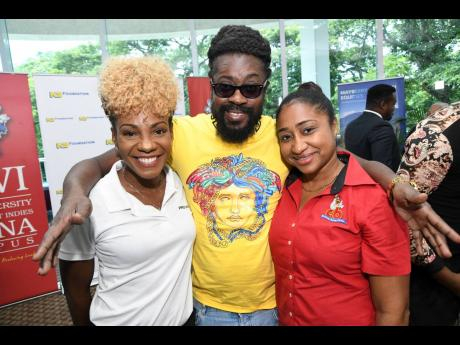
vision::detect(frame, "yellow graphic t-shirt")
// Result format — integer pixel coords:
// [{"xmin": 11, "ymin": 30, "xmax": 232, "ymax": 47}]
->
[{"xmin": 170, "ymin": 114, "xmax": 289, "ymax": 313}]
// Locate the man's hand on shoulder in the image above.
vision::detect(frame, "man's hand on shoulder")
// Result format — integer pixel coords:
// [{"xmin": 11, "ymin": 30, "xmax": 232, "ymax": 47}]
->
[
  {"xmin": 392, "ymin": 182, "xmax": 460, "ymax": 258},
  {"xmin": 32, "ymin": 196, "xmax": 92, "ymax": 275}
]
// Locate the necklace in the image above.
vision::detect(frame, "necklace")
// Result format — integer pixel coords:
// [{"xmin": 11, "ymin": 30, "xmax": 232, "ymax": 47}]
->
[
  {"xmin": 122, "ymin": 166, "xmax": 143, "ymax": 197},
  {"xmin": 121, "ymin": 166, "xmax": 166, "ymax": 209},
  {"xmin": 301, "ymin": 167, "xmax": 342, "ymax": 193},
  {"xmin": 121, "ymin": 166, "xmax": 164, "ymax": 197}
]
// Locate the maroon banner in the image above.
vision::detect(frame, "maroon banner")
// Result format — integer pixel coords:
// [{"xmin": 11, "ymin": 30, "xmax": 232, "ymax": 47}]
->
[
  {"xmin": 0, "ymin": 73, "xmax": 58, "ymax": 307},
  {"xmin": 187, "ymin": 77, "xmax": 211, "ymax": 116}
]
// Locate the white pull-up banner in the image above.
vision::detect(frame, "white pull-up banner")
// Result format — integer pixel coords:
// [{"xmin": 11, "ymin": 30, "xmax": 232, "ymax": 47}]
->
[
  {"xmin": 34, "ymin": 75, "xmax": 113, "ymax": 216},
  {"xmin": 35, "ymin": 74, "xmax": 113, "ymax": 288}
]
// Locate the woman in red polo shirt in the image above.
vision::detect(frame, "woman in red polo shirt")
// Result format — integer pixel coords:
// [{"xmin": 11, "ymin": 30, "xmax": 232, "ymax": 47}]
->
[{"xmin": 269, "ymin": 82, "xmax": 411, "ymax": 326}]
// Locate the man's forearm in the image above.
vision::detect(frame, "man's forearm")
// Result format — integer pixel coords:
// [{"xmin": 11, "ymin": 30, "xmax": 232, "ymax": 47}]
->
[
  {"xmin": 62, "ymin": 158, "xmax": 103, "ymax": 198},
  {"xmin": 62, "ymin": 148, "xmax": 118, "ymax": 199},
  {"xmin": 338, "ymin": 147, "xmax": 395, "ymax": 188},
  {"xmin": 358, "ymin": 157, "xmax": 395, "ymax": 188}
]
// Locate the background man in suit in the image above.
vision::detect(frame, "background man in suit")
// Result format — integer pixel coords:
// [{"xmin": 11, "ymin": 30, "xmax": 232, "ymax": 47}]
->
[{"xmin": 344, "ymin": 84, "xmax": 400, "ymax": 172}]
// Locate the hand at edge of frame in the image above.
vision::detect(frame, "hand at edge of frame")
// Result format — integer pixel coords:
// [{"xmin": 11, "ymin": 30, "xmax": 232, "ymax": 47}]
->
[
  {"xmin": 32, "ymin": 196, "xmax": 92, "ymax": 275},
  {"xmin": 392, "ymin": 182, "xmax": 460, "ymax": 258}
]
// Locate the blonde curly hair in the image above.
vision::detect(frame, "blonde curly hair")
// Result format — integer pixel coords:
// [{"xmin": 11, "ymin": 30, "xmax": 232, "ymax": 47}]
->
[{"xmin": 99, "ymin": 56, "xmax": 178, "ymax": 124}]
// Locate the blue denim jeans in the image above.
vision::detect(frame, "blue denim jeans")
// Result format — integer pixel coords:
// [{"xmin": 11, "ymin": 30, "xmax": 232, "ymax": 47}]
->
[{"xmin": 193, "ymin": 298, "xmax": 278, "ymax": 326}]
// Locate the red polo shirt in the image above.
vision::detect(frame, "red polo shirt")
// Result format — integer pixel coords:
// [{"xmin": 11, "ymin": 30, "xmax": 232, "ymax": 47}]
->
[{"xmin": 269, "ymin": 152, "xmax": 410, "ymax": 326}]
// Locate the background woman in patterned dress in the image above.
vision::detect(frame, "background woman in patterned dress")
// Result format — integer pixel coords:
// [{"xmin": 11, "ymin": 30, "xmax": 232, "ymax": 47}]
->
[{"xmin": 397, "ymin": 101, "xmax": 460, "ymax": 326}]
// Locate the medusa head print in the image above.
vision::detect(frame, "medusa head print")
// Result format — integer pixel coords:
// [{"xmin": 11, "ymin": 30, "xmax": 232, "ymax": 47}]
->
[{"xmin": 186, "ymin": 154, "xmax": 281, "ymax": 248}]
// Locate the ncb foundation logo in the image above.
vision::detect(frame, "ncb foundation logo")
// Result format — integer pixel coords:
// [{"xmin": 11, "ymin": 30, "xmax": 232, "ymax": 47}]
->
[
  {"xmin": 45, "ymin": 116, "xmax": 75, "ymax": 122},
  {"xmin": 49, "ymin": 91, "xmax": 90, "ymax": 98},
  {"xmin": 49, "ymin": 91, "xmax": 63, "ymax": 98},
  {"xmin": 56, "ymin": 142, "xmax": 70, "ymax": 149},
  {"xmin": 55, "ymin": 140, "xmax": 96, "ymax": 149},
  {"xmin": 79, "ymin": 115, "xmax": 105, "ymax": 121}
]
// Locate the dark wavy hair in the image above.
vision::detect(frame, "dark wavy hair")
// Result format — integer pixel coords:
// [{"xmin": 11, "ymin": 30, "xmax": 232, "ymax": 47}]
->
[
  {"xmin": 207, "ymin": 25, "xmax": 272, "ymax": 80},
  {"xmin": 276, "ymin": 82, "xmax": 336, "ymax": 124}
]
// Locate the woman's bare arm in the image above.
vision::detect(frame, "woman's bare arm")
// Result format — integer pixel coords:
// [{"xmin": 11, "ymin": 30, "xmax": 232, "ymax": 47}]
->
[
  {"xmin": 369, "ymin": 275, "xmax": 410, "ymax": 325},
  {"xmin": 60, "ymin": 259, "xmax": 95, "ymax": 326}
]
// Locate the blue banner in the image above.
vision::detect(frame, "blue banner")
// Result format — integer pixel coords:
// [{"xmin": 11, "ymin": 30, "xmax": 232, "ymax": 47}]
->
[{"xmin": 337, "ymin": 77, "xmax": 406, "ymax": 148}]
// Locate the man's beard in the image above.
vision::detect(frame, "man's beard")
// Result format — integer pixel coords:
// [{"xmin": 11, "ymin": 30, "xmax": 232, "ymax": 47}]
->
[{"xmin": 211, "ymin": 104, "xmax": 262, "ymax": 144}]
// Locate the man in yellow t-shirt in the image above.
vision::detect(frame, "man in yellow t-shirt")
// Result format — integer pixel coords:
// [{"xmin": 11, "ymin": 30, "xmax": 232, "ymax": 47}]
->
[
  {"xmin": 171, "ymin": 114, "xmax": 288, "ymax": 321},
  {"xmin": 167, "ymin": 25, "xmax": 289, "ymax": 324}
]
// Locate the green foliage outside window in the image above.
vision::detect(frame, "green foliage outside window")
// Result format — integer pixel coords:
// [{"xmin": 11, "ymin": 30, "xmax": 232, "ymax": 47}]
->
[{"xmin": 14, "ymin": 19, "xmax": 460, "ymax": 164}]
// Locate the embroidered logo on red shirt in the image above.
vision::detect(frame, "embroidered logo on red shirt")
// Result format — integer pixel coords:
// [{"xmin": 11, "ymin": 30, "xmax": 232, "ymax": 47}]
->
[{"xmin": 320, "ymin": 194, "xmax": 347, "ymax": 224}]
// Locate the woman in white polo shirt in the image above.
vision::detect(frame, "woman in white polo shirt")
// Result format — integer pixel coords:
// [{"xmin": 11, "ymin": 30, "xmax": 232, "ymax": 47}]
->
[{"xmin": 58, "ymin": 56, "xmax": 196, "ymax": 326}]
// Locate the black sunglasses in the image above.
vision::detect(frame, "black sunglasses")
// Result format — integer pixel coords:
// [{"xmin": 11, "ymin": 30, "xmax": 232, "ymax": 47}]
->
[{"xmin": 210, "ymin": 80, "xmax": 268, "ymax": 99}]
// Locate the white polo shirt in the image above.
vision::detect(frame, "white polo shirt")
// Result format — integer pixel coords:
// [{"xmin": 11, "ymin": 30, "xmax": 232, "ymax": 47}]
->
[{"xmin": 59, "ymin": 161, "xmax": 196, "ymax": 326}]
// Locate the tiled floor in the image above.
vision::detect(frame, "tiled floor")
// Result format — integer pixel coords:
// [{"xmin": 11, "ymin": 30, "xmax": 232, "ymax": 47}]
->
[{"xmin": 0, "ymin": 291, "xmax": 73, "ymax": 326}]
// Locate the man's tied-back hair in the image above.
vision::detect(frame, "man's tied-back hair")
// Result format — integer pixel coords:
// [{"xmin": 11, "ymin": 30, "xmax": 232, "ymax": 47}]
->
[
  {"xmin": 99, "ymin": 56, "xmax": 178, "ymax": 125},
  {"xmin": 207, "ymin": 25, "xmax": 272, "ymax": 80},
  {"xmin": 276, "ymin": 82, "xmax": 335, "ymax": 124}
]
